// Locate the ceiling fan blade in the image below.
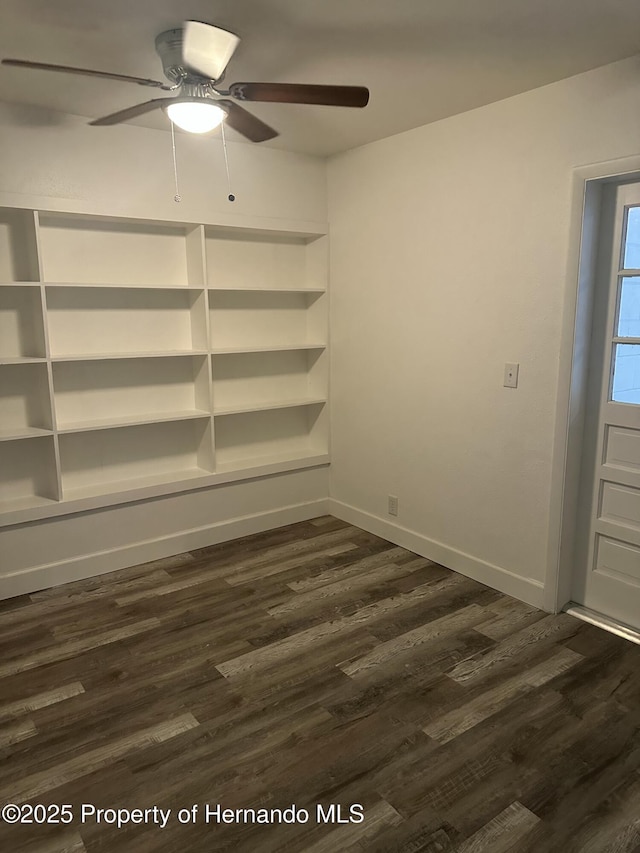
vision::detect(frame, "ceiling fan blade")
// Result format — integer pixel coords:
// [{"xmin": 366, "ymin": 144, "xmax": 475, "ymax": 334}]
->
[
  {"xmin": 2, "ymin": 58, "xmax": 170, "ymax": 89},
  {"xmin": 182, "ymin": 21, "xmax": 240, "ymax": 81},
  {"xmin": 89, "ymin": 98, "xmax": 175, "ymax": 126},
  {"xmin": 228, "ymin": 82, "xmax": 369, "ymax": 108},
  {"xmin": 216, "ymin": 100, "xmax": 278, "ymax": 142}
]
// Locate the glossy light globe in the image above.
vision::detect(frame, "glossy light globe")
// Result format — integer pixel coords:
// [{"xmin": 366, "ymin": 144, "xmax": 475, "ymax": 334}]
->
[{"xmin": 165, "ymin": 101, "xmax": 225, "ymax": 134}]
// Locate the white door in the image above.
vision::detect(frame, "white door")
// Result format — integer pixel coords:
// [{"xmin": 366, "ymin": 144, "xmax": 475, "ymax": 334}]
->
[{"xmin": 574, "ymin": 181, "xmax": 640, "ymax": 629}]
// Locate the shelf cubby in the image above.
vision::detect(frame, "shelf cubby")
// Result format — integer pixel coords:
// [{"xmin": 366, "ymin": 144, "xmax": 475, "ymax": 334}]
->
[
  {"xmin": 0, "ymin": 209, "xmax": 40, "ymax": 282},
  {"xmin": 0, "ymin": 436, "xmax": 58, "ymax": 511},
  {"xmin": 59, "ymin": 419, "xmax": 214, "ymax": 499},
  {"xmin": 38, "ymin": 214, "xmax": 205, "ymax": 287},
  {"xmin": 214, "ymin": 404, "xmax": 327, "ymax": 472},
  {"xmin": 46, "ymin": 286, "xmax": 207, "ymax": 358},
  {"xmin": 0, "ymin": 362, "xmax": 53, "ymax": 439},
  {"xmin": 0, "ymin": 285, "xmax": 47, "ymax": 360},
  {"xmin": 212, "ymin": 348, "xmax": 326, "ymax": 413},
  {"xmin": 209, "ymin": 290, "xmax": 325, "ymax": 350},
  {"xmin": 53, "ymin": 355, "xmax": 211, "ymax": 432},
  {"xmin": 205, "ymin": 229, "xmax": 326, "ymax": 291}
]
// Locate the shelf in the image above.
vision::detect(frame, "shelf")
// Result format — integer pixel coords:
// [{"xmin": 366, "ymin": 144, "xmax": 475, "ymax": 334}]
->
[
  {"xmin": 41, "ymin": 283, "xmax": 324, "ymax": 293},
  {"xmin": 0, "ymin": 494, "xmax": 58, "ymax": 515},
  {"xmin": 57, "ymin": 410, "xmax": 210, "ymax": 434},
  {"xmin": 216, "ymin": 450, "xmax": 329, "ymax": 475},
  {"xmin": 0, "ymin": 454, "xmax": 331, "ymax": 527},
  {"xmin": 211, "ymin": 344, "xmax": 326, "ymax": 355},
  {"xmin": 44, "ymin": 282, "xmax": 205, "ymax": 291},
  {"xmin": 214, "ymin": 398, "xmax": 326, "ymax": 417},
  {"xmin": 209, "ymin": 287, "xmax": 326, "ymax": 294},
  {"xmin": 0, "ymin": 426, "xmax": 52, "ymax": 442},
  {"xmin": 0, "ymin": 281, "xmax": 41, "ymax": 287},
  {"xmin": 0, "ymin": 356, "xmax": 46, "ymax": 365},
  {"xmin": 51, "ymin": 350, "xmax": 208, "ymax": 362},
  {"xmin": 62, "ymin": 468, "xmax": 212, "ymax": 502}
]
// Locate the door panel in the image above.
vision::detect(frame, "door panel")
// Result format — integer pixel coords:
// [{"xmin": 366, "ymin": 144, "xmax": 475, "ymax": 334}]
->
[
  {"xmin": 595, "ymin": 537, "xmax": 640, "ymax": 583},
  {"xmin": 600, "ymin": 482, "xmax": 640, "ymax": 531},
  {"xmin": 605, "ymin": 425, "xmax": 640, "ymax": 469}
]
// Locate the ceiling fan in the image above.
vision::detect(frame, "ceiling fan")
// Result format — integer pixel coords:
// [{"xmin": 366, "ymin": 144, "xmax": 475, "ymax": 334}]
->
[{"xmin": 1, "ymin": 21, "xmax": 370, "ymax": 142}]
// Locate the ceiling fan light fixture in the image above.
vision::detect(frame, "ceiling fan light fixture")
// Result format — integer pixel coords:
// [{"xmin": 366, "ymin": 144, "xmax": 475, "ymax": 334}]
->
[{"xmin": 165, "ymin": 99, "xmax": 226, "ymax": 133}]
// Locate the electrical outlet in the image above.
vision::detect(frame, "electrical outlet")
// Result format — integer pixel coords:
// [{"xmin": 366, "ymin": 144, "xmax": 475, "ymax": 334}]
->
[
  {"xmin": 503, "ymin": 362, "xmax": 519, "ymax": 389},
  {"xmin": 388, "ymin": 495, "xmax": 399, "ymax": 517}
]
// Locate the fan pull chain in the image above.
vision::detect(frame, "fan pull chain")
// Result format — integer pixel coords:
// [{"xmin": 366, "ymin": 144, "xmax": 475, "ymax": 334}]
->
[
  {"xmin": 220, "ymin": 122, "xmax": 235, "ymax": 202},
  {"xmin": 170, "ymin": 122, "xmax": 182, "ymax": 203}
]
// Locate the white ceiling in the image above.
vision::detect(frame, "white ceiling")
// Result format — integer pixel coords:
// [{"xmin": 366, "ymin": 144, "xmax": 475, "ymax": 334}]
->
[{"xmin": 1, "ymin": 0, "xmax": 640, "ymax": 157}]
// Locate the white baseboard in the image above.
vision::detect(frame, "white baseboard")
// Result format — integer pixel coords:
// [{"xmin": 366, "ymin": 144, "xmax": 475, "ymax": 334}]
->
[
  {"xmin": 3, "ymin": 497, "xmax": 546, "ymax": 609},
  {"xmin": 329, "ymin": 499, "xmax": 546, "ymax": 610},
  {"xmin": 0, "ymin": 499, "xmax": 330, "ymax": 600}
]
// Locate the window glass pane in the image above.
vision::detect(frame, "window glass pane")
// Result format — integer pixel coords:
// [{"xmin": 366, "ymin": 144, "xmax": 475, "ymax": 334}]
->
[
  {"xmin": 612, "ymin": 343, "xmax": 640, "ymax": 404},
  {"xmin": 618, "ymin": 277, "xmax": 640, "ymax": 337},
  {"xmin": 623, "ymin": 207, "xmax": 640, "ymax": 268}
]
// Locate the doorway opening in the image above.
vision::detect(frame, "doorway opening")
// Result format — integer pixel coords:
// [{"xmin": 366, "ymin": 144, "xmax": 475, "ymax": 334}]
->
[{"xmin": 551, "ymin": 163, "xmax": 640, "ymax": 636}]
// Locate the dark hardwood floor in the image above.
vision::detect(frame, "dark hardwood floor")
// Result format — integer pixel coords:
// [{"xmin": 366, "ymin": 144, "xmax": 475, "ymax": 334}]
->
[{"xmin": 1, "ymin": 516, "xmax": 640, "ymax": 852}]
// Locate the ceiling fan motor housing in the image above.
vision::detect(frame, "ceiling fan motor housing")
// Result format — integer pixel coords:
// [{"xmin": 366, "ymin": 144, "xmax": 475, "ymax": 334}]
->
[{"xmin": 155, "ymin": 28, "xmax": 195, "ymax": 84}]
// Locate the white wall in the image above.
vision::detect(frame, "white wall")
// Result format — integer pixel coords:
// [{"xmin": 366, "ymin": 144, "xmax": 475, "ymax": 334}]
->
[
  {"xmin": 327, "ymin": 55, "xmax": 640, "ymax": 607},
  {"xmin": 0, "ymin": 102, "xmax": 326, "ymax": 224},
  {"xmin": 0, "ymin": 102, "xmax": 329, "ymax": 596}
]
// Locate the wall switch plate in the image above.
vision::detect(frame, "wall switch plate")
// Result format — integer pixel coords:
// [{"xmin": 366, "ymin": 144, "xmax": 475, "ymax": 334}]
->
[
  {"xmin": 388, "ymin": 495, "xmax": 399, "ymax": 517},
  {"xmin": 504, "ymin": 362, "xmax": 519, "ymax": 388}
]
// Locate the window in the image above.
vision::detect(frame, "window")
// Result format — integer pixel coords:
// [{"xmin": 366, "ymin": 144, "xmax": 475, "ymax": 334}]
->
[{"xmin": 612, "ymin": 209, "xmax": 640, "ymax": 404}]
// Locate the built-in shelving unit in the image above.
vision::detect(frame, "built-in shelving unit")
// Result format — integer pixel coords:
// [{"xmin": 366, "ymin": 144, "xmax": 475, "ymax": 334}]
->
[{"xmin": 0, "ymin": 208, "xmax": 328, "ymax": 523}]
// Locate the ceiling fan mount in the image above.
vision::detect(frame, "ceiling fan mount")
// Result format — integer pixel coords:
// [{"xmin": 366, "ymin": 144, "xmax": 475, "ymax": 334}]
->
[
  {"xmin": 2, "ymin": 21, "xmax": 369, "ymax": 143},
  {"xmin": 154, "ymin": 25, "xmax": 232, "ymax": 87},
  {"xmin": 155, "ymin": 27, "xmax": 196, "ymax": 86}
]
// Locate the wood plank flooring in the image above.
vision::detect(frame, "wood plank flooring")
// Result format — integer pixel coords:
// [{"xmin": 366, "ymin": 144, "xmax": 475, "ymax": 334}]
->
[{"xmin": 1, "ymin": 516, "xmax": 639, "ymax": 852}]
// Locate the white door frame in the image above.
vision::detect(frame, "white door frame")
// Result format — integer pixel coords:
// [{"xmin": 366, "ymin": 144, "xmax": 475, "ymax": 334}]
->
[{"xmin": 546, "ymin": 154, "xmax": 640, "ymax": 613}]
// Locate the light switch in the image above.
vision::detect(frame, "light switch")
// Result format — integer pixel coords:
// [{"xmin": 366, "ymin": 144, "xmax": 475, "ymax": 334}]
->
[{"xmin": 504, "ymin": 363, "xmax": 519, "ymax": 388}]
